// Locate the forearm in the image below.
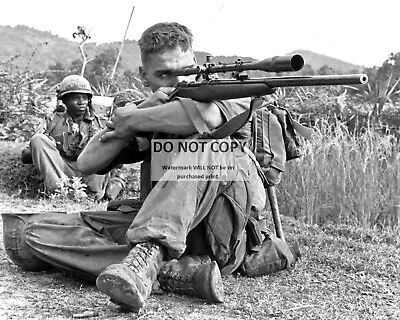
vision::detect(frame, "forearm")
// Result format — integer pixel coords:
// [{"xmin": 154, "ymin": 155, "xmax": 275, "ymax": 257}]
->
[
  {"xmin": 77, "ymin": 128, "xmax": 129, "ymax": 175},
  {"xmin": 129, "ymin": 100, "xmax": 223, "ymax": 135},
  {"xmin": 100, "ymin": 98, "xmax": 225, "ymax": 143}
]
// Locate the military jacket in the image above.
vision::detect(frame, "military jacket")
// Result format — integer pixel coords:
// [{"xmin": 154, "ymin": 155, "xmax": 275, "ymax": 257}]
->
[{"xmin": 35, "ymin": 108, "xmax": 103, "ymax": 161}]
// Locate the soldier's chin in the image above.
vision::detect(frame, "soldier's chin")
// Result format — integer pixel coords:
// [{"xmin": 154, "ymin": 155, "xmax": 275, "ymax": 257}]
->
[{"xmin": 72, "ymin": 109, "xmax": 86, "ymax": 117}]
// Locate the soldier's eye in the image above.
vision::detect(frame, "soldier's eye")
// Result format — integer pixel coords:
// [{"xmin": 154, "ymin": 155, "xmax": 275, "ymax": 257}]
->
[{"xmin": 157, "ymin": 71, "xmax": 172, "ymax": 78}]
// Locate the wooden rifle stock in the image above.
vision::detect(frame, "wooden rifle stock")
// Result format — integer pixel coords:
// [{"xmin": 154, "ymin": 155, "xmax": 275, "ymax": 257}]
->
[
  {"xmin": 166, "ymin": 73, "xmax": 368, "ymax": 102},
  {"xmin": 130, "ymin": 74, "xmax": 368, "ymax": 105}
]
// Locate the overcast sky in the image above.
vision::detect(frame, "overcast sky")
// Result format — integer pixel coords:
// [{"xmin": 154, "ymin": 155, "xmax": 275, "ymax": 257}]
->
[{"xmin": 2, "ymin": 0, "xmax": 399, "ymax": 68}]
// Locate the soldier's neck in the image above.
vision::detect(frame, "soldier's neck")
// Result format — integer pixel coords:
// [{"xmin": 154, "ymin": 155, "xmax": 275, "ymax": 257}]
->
[
  {"xmin": 72, "ymin": 115, "xmax": 84, "ymax": 122},
  {"xmin": 67, "ymin": 112, "xmax": 84, "ymax": 122}
]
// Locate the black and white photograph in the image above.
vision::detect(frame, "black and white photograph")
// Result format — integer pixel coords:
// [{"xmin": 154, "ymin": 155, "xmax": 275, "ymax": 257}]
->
[{"xmin": 0, "ymin": 1, "xmax": 398, "ymax": 319}]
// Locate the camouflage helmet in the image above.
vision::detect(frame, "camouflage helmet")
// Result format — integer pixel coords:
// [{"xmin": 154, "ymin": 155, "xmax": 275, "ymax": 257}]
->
[{"xmin": 57, "ymin": 75, "xmax": 93, "ymax": 99}]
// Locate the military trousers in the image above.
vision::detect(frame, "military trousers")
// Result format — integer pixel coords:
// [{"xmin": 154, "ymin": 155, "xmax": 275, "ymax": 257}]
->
[
  {"xmin": 30, "ymin": 133, "xmax": 110, "ymax": 199},
  {"xmin": 4, "ymin": 138, "xmax": 266, "ymax": 281},
  {"xmin": 2, "ymin": 208, "xmax": 138, "ymax": 283}
]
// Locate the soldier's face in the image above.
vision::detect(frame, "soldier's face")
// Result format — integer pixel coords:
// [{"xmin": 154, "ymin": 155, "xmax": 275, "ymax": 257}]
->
[
  {"xmin": 63, "ymin": 93, "xmax": 90, "ymax": 118},
  {"xmin": 140, "ymin": 46, "xmax": 197, "ymax": 92}
]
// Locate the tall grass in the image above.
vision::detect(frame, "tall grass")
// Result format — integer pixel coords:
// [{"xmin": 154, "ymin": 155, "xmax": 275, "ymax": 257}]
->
[{"xmin": 278, "ymin": 119, "xmax": 400, "ymax": 228}]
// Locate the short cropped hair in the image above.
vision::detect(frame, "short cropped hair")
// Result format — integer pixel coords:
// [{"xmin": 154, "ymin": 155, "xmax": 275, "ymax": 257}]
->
[{"xmin": 138, "ymin": 22, "xmax": 193, "ymax": 64}]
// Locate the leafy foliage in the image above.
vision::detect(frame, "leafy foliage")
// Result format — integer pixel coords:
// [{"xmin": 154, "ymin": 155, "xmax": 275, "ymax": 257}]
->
[
  {"xmin": 52, "ymin": 176, "xmax": 88, "ymax": 200},
  {"xmin": 0, "ymin": 32, "xmax": 149, "ymax": 142},
  {"xmin": 83, "ymin": 47, "xmax": 123, "ymax": 96},
  {"xmin": 0, "ymin": 71, "xmax": 54, "ymax": 142}
]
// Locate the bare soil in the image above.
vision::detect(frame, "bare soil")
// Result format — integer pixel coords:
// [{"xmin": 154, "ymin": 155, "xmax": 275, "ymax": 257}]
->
[{"xmin": 0, "ymin": 143, "xmax": 399, "ymax": 319}]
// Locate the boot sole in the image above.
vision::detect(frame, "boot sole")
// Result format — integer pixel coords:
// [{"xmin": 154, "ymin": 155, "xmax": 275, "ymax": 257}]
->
[{"xmin": 96, "ymin": 264, "xmax": 145, "ymax": 309}]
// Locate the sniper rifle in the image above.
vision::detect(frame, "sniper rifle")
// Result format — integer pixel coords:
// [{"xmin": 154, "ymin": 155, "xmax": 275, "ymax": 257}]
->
[
  {"xmin": 131, "ymin": 54, "xmax": 368, "ymax": 103},
  {"xmin": 166, "ymin": 54, "xmax": 368, "ymax": 102},
  {"xmin": 164, "ymin": 54, "xmax": 367, "ymax": 241},
  {"xmin": 132, "ymin": 54, "xmax": 368, "ymax": 241}
]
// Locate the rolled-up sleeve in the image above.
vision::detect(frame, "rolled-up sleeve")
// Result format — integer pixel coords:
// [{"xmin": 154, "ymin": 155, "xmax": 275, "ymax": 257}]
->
[
  {"xmin": 214, "ymin": 97, "xmax": 251, "ymax": 121},
  {"xmin": 174, "ymin": 97, "xmax": 251, "ymax": 135}
]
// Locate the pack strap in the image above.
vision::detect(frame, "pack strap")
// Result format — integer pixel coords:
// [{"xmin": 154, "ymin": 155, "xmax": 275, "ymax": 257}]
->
[
  {"xmin": 270, "ymin": 235, "xmax": 296, "ymax": 271},
  {"xmin": 174, "ymin": 97, "xmax": 211, "ymax": 135},
  {"xmin": 175, "ymin": 96, "xmax": 259, "ymax": 139},
  {"xmin": 206, "ymin": 101, "xmax": 258, "ymax": 139}
]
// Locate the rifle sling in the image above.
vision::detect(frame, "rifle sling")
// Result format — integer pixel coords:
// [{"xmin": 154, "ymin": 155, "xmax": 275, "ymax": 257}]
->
[
  {"xmin": 174, "ymin": 97, "xmax": 211, "ymax": 135},
  {"xmin": 206, "ymin": 100, "xmax": 314, "ymax": 140},
  {"xmin": 207, "ymin": 102, "xmax": 258, "ymax": 139}
]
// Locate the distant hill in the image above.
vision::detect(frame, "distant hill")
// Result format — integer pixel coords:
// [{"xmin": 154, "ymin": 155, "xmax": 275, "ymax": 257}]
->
[
  {"xmin": 0, "ymin": 25, "xmax": 142, "ymax": 74},
  {"xmin": 287, "ymin": 49, "xmax": 363, "ymax": 73},
  {"xmin": 0, "ymin": 25, "xmax": 85, "ymax": 72},
  {"xmin": 0, "ymin": 25, "xmax": 363, "ymax": 75}
]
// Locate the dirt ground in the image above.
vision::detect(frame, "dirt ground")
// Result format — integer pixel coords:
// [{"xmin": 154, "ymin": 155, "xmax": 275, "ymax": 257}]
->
[{"xmin": 0, "ymin": 195, "xmax": 399, "ymax": 320}]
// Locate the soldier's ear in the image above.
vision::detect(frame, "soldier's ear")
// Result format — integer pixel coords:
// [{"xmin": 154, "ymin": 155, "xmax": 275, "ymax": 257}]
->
[{"xmin": 139, "ymin": 67, "xmax": 150, "ymax": 87}]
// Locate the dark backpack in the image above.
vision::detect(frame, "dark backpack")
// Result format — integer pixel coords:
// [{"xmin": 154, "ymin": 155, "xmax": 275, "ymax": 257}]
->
[
  {"xmin": 203, "ymin": 96, "xmax": 305, "ymax": 186},
  {"xmin": 249, "ymin": 96, "xmax": 302, "ymax": 186}
]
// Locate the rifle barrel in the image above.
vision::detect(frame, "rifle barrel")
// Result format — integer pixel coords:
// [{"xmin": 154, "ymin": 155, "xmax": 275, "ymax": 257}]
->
[
  {"xmin": 197, "ymin": 74, "xmax": 368, "ymax": 87},
  {"xmin": 260, "ymin": 74, "xmax": 368, "ymax": 87}
]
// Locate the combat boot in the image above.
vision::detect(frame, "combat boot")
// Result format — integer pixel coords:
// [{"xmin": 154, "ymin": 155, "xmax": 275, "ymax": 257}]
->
[
  {"xmin": 158, "ymin": 255, "xmax": 224, "ymax": 303},
  {"xmin": 96, "ymin": 242, "xmax": 164, "ymax": 310}
]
